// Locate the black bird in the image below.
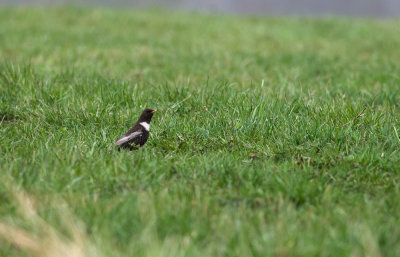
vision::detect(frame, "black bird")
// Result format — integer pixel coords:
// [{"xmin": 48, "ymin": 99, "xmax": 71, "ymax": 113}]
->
[{"xmin": 115, "ymin": 108, "xmax": 157, "ymax": 151}]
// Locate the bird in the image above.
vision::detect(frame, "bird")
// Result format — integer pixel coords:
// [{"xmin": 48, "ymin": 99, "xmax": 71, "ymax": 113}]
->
[{"xmin": 114, "ymin": 108, "xmax": 157, "ymax": 151}]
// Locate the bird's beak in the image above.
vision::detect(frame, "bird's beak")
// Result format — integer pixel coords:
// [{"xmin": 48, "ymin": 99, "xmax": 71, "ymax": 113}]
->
[{"xmin": 151, "ymin": 110, "xmax": 157, "ymax": 113}]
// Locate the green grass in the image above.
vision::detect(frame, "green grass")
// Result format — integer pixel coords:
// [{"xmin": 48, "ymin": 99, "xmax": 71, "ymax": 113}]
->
[{"xmin": 1, "ymin": 6, "xmax": 400, "ymax": 257}]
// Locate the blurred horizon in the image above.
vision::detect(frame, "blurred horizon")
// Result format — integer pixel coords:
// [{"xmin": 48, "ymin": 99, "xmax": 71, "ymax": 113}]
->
[{"xmin": 1, "ymin": 0, "xmax": 400, "ymax": 17}]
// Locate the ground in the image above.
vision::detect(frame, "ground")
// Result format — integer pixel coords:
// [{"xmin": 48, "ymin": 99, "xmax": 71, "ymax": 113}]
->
[{"xmin": 0, "ymin": 7, "xmax": 400, "ymax": 257}]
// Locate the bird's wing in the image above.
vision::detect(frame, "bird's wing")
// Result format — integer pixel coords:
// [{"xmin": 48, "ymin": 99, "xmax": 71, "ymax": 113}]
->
[{"xmin": 115, "ymin": 131, "xmax": 142, "ymax": 146}]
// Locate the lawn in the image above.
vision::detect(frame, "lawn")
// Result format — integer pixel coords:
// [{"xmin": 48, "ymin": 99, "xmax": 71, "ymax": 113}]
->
[{"xmin": 1, "ymin": 7, "xmax": 400, "ymax": 257}]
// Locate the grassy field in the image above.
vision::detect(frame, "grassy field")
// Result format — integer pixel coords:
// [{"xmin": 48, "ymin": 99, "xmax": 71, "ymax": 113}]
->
[{"xmin": 1, "ymin": 7, "xmax": 400, "ymax": 257}]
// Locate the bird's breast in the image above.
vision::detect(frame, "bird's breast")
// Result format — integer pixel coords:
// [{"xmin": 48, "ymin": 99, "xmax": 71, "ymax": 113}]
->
[{"xmin": 139, "ymin": 122, "xmax": 150, "ymax": 131}]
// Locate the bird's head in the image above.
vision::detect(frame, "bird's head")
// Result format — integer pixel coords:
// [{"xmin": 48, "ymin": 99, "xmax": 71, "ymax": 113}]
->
[{"xmin": 139, "ymin": 108, "xmax": 157, "ymax": 122}]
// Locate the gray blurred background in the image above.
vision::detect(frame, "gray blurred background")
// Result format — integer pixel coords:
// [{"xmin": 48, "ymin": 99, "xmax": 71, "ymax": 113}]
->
[{"xmin": 1, "ymin": 0, "xmax": 400, "ymax": 17}]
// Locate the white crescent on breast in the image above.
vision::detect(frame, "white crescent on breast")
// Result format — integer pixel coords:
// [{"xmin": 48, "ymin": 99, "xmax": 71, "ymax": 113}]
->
[{"xmin": 140, "ymin": 122, "xmax": 150, "ymax": 131}]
